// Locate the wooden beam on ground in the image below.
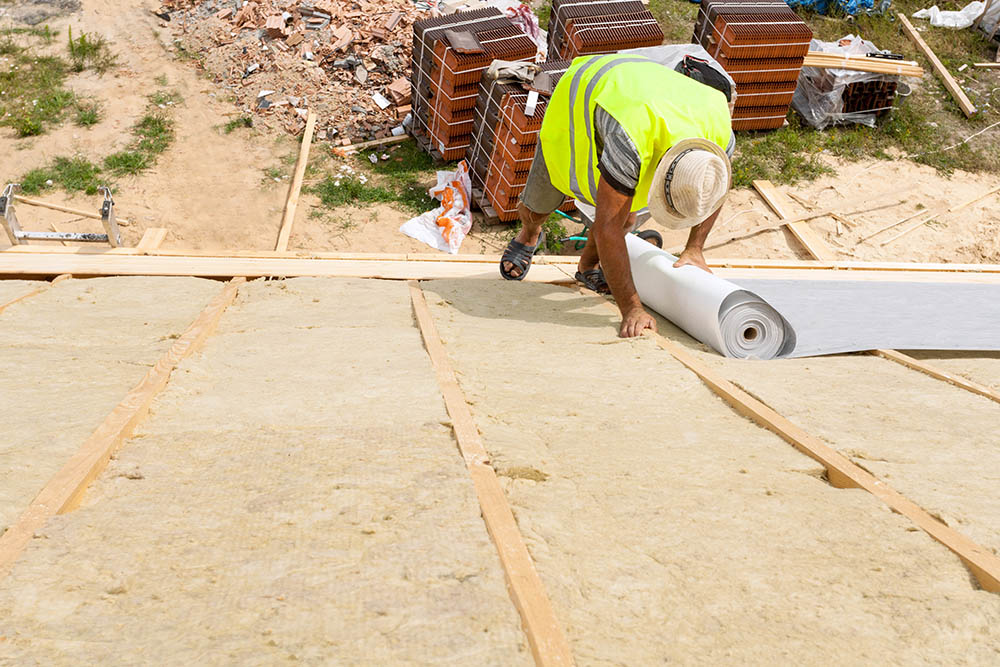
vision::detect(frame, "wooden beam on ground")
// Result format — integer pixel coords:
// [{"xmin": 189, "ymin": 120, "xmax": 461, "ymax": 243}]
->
[
  {"xmin": 11, "ymin": 195, "xmax": 134, "ymax": 227},
  {"xmin": 752, "ymin": 180, "xmax": 837, "ymax": 261},
  {"xmin": 872, "ymin": 349, "xmax": 1000, "ymax": 405},
  {"xmin": 136, "ymin": 227, "xmax": 168, "ymax": 251},
  {"xmin": 332, "ymin": 133, "xmax": 410, "ymax": 156},
  {"xmin": 0, "ymin": 273, "xmax": 71, "ymax": 315},
  {"xmin": 898, "ymin": 14, "xmax": 977, "ymax": 118},
  {"xmin": 973, "ymin": 62, "xmax": 1000, "ymax": 68},
  {"xmin": 275, "ymin": 110, "xmax": 317, "ymax": 252},
  {"xmin": 0, "ymin": 278, "xmax": 243, "ymax": 581},
  {"xmin": 408, "ymin": 282, "xmax": 573, "ymax": 667}
]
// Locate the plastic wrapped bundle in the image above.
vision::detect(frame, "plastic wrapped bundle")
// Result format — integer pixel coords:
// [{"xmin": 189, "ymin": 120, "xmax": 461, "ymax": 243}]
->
[{"xmin": 792, "ymin": 35, "xmax": 908, "ymax": 130}]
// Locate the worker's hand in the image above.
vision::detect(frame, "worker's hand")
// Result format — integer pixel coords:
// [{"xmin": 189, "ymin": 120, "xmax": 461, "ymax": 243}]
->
[
  {"xmin": 673, "ymin": 248, "xmax": 712, "ymax": 274},
  {"xmin": 619, "ymin": 305, "xmax": 657, "ymax": 338}
]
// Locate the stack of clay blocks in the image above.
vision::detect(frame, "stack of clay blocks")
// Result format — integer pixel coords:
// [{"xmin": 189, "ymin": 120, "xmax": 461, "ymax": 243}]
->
[
  {"xmin": 411, "ymin": 9, "xmax": 537, "ymax": 160},
  {"xmin": 693, "ymin": 0, "xmax": 812, "ymax": 130},
  {"xmin": 467, "ymin": 60, "xmax": 574, "ymax": 222},
  {"xmin": 548, "ymin": 0, "xmax": 663, "ymax": 60}
]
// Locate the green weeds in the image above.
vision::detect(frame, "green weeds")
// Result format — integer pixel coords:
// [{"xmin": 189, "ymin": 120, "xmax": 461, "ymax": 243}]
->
[
  {"xmin": 20, "ymin": 156, "xmax": 103, "ymax": 195},
  {"xmin": 67, "ymin": 27, "xmax": 117, "ymax": 74},
  {"xmin": 223, "ymin": 115, "xmax": 254, "ymax": 133}
]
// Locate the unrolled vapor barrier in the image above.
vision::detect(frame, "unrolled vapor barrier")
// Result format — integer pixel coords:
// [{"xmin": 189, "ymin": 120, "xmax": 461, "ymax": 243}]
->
[{"xmin": 625, "ymin": 234, "xmax": 1000, "ymax": 359}]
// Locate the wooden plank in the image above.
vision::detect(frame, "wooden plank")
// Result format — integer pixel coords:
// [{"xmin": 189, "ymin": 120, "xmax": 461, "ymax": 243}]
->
[
  {"xmin": 408, "ymin": 282, "xmax": 573, "ymax": 667},
  {"xmin": 872, "ymin": 349, "xmax": 1000, "ymax": 405},
  {"xmin": 136, "ymin": 227, "xmax": 168, "ymax": 251},
  {"xmin": 898, "ymin": 14, "xmax": 977, "ymax": 118},
  {"xmin": 0, "ymin": 278, "xmax": 243, "ymax": 581},
  {"xmin": 973, "ymin": 62, "xmax": 1000, "ymax": 68},
  {"xmin": 4, "ymin": 246, "xmax": 1000, "ymax": 273},
  {"xmin": 752, "ymin": 180, "xmax": 838, "ymax": 261},
  {"xmin": 332, "ymin": 133, "xmax": 410, "ymax": 156},
  {"xmin": 275, "ymin": 110, "xmax": 317, "ymax": 252},
  {"xmin": 12, "ymin": 195, "xmax": 134, "ymax": 227},
  {"xmin": 3, "ymin": 252, "xmax": 1000, "ymax": 283},
  {"xmin": 647, "ymin": 332, "xmax": 1000, "ymax": 592}
]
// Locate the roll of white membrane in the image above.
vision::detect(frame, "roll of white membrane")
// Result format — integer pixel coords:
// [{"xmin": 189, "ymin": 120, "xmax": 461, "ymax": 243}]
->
[{"xmin": 625, "ymin": 234, "xmax": 795, "ymax": 359}]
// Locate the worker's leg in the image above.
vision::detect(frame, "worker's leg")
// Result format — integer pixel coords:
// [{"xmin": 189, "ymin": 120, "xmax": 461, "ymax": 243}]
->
[
  {"xmin": 577, "ymin": 210, "xmax": 636, "ymax": 274},
  {"xmin": 502, "ymin": 149, "xmax": 564, "ymax": 279}
]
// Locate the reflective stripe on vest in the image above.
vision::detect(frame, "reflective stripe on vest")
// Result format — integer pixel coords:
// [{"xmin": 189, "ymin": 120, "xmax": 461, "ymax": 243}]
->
[{"xmin": 540, "ymin": 54, "xmax": 731, "ymax": 211}]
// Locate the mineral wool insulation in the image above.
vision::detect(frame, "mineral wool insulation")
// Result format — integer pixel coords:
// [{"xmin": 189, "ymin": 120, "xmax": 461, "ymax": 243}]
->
[{"xmin": 625, "ymin": 234, "xmax": 1000, "ymax": 359}]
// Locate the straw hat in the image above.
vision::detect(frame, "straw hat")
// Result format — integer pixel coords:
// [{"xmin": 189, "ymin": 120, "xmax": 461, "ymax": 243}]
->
[{"xmin": 647, "ymin": 138, "xmax": 731, "ymax": 230}]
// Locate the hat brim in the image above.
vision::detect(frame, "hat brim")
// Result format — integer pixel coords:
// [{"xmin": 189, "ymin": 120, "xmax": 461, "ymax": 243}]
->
[{"xmin": 647, "ymin": 137, "xmax": 732, "ymax": 231}]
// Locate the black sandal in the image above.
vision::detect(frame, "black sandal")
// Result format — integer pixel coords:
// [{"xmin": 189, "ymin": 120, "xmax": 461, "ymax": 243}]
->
[
  {"xmin": 575, "ymin": 268, "xmax": 609, "ymax": 294},
  {"xmin": 499, "ymin": 229, "xmax": 545, "ymax": 281}
]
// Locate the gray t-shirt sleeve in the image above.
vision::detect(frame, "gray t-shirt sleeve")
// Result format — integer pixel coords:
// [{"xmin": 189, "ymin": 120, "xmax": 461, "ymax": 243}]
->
[{"xmin": 595, "ymin": 105, "xmax": 641, "ymax": 197}]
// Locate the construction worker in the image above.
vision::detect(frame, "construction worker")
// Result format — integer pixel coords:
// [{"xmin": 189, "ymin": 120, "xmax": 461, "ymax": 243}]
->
[{"xmin": 499, "ymin": 53, "xmax": 734, "ymax": 338}]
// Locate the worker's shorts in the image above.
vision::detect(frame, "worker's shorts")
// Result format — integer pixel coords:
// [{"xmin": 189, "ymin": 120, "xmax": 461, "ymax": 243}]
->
[{"xmin": 519, "ymin": 148, "xmax": 567, "ymax": 216}]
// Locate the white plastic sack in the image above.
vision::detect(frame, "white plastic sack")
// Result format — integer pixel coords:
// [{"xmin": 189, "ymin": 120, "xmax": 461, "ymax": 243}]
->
[
  {"xmin": 913, "ymin": 1, "xmax": 985, "ymax": 28},
  {"xmin": 977, "ymin": 0, "xmax": 1000, "ymax": 35},
  {"xmin": 400, "ymin": 161, "xmax": 473, "ymax": 254}
]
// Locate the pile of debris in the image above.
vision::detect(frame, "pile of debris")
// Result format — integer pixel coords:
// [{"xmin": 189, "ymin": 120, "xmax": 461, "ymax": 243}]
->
[{"xmin": 160, "ymin": 0, "xmax": 422, "ymax": 143}]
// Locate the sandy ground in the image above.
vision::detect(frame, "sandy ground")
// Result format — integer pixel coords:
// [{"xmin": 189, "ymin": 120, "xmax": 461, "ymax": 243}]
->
[
  {"xmin": 0, "ymin": 278, "xmax": 529, "ymax": 664},
  {"xmin": 423, "ymin": 279, "xmax": 1000, "ymax": 665},
  {"xmin": 0, "ymin": 276, "xmax": 221, "ymax": 535}
]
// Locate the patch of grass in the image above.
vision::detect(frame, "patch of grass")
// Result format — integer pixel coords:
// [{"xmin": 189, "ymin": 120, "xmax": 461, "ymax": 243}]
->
[
  {"xmin": 154, "ymin": 74, "xmax": 169, "ymax": 86},
  {"xmin": 67, "ymin": 27, "xmax": 117, "ymax": 74},
  {"xmin": 263, "ymin": 166, "xmax": 285, "ymax": 181},
  {"xmin": 0, "ymin": 34, "xmax": 22, "ymax": 55},
  {"xmin": 103, "ymin": 150, "xmax": 151, "ymax": 176},
  {"xmin": 1, "ymin": 25, "xmax": 56, "ymax": 41},
  {"xmin": 310, "ymin": 176, "xmax": 399, "ymax": 208},
  {"xmin": 536, "ymin": 3, "xmax": 552, "ymax": 31},
  {"xmin": 358, "ymin": 140, "xmax": 436, "ymax": 177},
  {"xmin": 0, "ymin": 54, "xmax": 75, "ymax": 136},
  {"xmin": 148, "ymin": 89, "xmax": 182, "ymax": 106},
  {"xmin": 74, "ymin": 100, "xmax": 101, "ymax": 126},
  {"xmin": 223, "ymin": 115, "xmax": 254, "ymax": 133},
  {"xmin": 732, "ymin": 116, "xmax": 834, "ymax": 188},
  {"xmin": 133, "ymin": 113, "xmax": 174, "ymax": 155},
  {"xmin": 20, "ymin": 156, "xmax": 103, "ymax": 195}
]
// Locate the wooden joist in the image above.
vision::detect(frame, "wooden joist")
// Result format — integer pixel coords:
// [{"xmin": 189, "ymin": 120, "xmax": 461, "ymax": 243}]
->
[
  {"xmin": 872, "ymin": 349, "xmax": 1000, "ymax": 405},
  {"xmin": 0, "ymin": 278, "xmax": 243, "ymax": 581},
  {"xmin": 898, "ymin": 14, "xmax": 977, "ymax": 118},
  {"xmin": 752, "ymin": 180, "xmax": 838, "ymax": 261},
  {"xmin": 3, "ymin": 250, "xmax": 1000, "ymax": 283},
  {"xmin": 409, "ymin": 282, "xmax": 573, "ymax": 666},
  {"xmin": 12, "ymin": 195, "xmax": 134, "ymax": 227}
]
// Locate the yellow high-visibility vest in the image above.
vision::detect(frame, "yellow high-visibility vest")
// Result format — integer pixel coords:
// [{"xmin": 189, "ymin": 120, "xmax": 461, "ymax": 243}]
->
[{"xmin": 539, "ymin": 54, "xmax": 732, "ymax": 211}]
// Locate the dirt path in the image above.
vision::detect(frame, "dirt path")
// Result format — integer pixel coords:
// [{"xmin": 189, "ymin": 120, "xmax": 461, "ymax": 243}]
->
[{"xmin": 0, "ymin": 277, "xmax": 529, "ymax": 664}]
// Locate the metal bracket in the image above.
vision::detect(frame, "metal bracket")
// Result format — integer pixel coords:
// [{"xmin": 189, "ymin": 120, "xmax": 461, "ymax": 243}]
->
[
  {"xmin": 1, "ymin": 184, "xmax": 25, "ymax": 246},
  {"xmin": 99, "ymin": 187, "xmax": 121, "ymax": 247}
]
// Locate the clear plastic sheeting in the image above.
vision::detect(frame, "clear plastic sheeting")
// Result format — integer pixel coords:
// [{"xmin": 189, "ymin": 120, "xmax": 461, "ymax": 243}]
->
[
  {"xmin": 625, "ymin": 235, "xmax": 794, "ymax": 359},
  {"xmin": 792, "ymin": 35, "xmax": 906, "ymax": 130}
]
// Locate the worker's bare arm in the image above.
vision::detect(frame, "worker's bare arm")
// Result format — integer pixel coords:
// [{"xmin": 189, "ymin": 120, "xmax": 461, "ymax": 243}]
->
[
  {"xmin": 592, "ymin": 179, "xmax": 656, "ymax": 338},
  {"xmin": 673, "ymin": 207, "xmax": 721, "ymax": 273}
]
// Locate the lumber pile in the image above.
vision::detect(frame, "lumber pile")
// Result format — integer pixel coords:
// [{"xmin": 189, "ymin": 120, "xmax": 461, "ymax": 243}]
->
[
  {"xmin": 467, "ymin": 60, "xmax": 576, "ymax": 222},
  {"xmin": 158, "ymin": 0, "xmax": 419, "ymax": 143},
  {"xmin": 693, "ymin": 0, "xmax": 812, "ymax": 131},
  {"xmin": 801, "ymin": 51, "xmax": 923, "ymax": 77},
  {"xmin": 547, "ymin": 0, "xmax": 664, "ymax": 60},
  {"xmin": 411, "ymin": 9, "xmax": 537, "ymax": 160}
]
